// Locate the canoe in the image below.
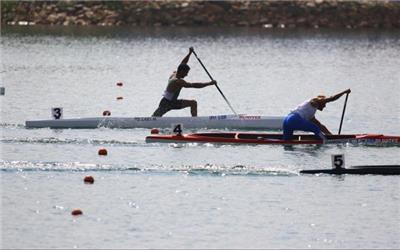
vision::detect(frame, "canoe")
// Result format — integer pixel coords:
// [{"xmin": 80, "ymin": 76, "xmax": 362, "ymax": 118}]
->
[
  {"xmin": 145, "ymin": 132, "xmax": 400, "ymax": 146},
  {"xmin": 300, "ymin": 165, "xmax": 400, "ymax": 175},
  {"xmin": 25, "ymin": 114, "xmax": 284, "ymax": 129}
]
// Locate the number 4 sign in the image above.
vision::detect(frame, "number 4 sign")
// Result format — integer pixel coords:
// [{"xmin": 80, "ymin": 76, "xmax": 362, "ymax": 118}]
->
[
  {"xmin": 172, "ymin": 124, "xmax": 183, "ymax": 135},
  {"xmin": 331, "ymin": 154, "xmax": 345, "ymax": 169},
  {"xmin": 51, "ymin": 107, "xmax": 63, "ymax": 120}
]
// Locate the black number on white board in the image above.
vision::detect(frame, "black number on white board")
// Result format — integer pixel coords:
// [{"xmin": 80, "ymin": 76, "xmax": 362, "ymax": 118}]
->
[
  {"xmin": 52, "ymin": 108, "xmax": 62, "ymax": 120},
  {"xmin": 173, "ymin": 124, "xmax": 182, "ymax": 135},
  {"xmin": 332, "ymin": 154, "xmax": 345, "ymax": 169}
]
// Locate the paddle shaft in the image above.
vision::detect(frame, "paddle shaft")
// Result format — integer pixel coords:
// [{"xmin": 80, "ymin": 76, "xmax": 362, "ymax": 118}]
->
[
  {"xmin": 338, "ymin": 92, "xmax": 349, "ymax": 135},
  {"xmin": 192, "ymin": 50, "xmax": 238, "ymax": 115}
]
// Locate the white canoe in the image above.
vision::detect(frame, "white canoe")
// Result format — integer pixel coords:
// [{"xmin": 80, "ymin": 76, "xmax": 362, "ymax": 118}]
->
[{"xmin": 25, "ymin": 114, "xmax": 284, "ymax": 130}]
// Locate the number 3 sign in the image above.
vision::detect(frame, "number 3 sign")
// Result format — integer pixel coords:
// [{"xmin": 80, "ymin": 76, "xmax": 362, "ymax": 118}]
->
[{"xmin": 51, "ymin": 107, "xmax": 63, "ymax": 120}]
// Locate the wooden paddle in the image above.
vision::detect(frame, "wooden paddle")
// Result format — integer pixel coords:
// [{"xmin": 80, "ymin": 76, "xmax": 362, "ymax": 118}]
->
[
  {"xmin": 338, "ymin": 92, "xmax": 349, "ymax": 134},
  {"xmin": 192, "ymin": 49, "xmax": 238, "ymax": 115}
]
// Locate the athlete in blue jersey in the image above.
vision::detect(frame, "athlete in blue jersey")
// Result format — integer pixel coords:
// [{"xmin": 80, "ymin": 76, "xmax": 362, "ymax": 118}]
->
[
  {"xmin": 152, "ymin": 47, "xmax": 216, "ymax": 117},
  {"xmin": 283, "ymin": 89, "xmax": 351, "ymax": 141}
]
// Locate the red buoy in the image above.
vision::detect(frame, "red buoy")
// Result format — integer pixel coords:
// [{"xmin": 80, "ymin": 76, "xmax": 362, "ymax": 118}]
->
[
  {"xmin": 83, "ymin": 175, "xmax": 94, "ymax": 184},
  {"xmin": 151, "ymin": 128, "xmax": 160, "ymax": 134},
  {"xmin": 116, "ymin": 82, "xmax": 123, "ymax": 87},
  {"xmin": 102, "ymin": 110, "xmax": 111, "ymax": 116},
  {"xmin": 71, "ymin": 209, "xmax": 83, "ymax": 216},
  {"xmin": 98, "ymin": 148, "xmax": 108, "ymax": 156}
]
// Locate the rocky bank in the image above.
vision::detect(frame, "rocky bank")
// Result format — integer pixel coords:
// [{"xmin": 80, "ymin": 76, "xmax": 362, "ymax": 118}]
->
[{"xmin": 1, "ymin": 1, "xmax": 400, "ymax": 29}]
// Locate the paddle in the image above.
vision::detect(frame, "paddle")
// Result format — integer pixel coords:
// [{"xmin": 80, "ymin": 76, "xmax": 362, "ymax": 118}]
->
[
  {"xmin": 192, "ymin": 50, "xmax": 238, "ymax": 115},
  {"xmin": 338, "ymin": 92, "xmax": 349, "ymax": 135}
]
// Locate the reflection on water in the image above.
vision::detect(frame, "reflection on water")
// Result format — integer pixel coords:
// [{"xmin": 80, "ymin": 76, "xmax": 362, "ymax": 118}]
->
[{"xmin": 3, "ymin": 25, "xmax": 400, "ymax": 39}]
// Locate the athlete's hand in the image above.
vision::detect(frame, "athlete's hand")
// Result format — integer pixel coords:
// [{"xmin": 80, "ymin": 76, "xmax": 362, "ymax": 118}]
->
[
  {"xmin": 344, "ymin": 88, "xmax": 351, "ymax": 94},
  {"xmin": 210, "ymin": 80, "xmax": 217, "ymax": 85},
  {"xmin": 189, "ymin": 47, "xmax": 194, "ymax": 53}
]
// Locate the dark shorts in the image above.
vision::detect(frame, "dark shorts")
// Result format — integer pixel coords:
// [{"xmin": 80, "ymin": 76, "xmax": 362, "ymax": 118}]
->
[{"xmin": 152, "ymin": 98, "xmax": 184, "ymax": 117}]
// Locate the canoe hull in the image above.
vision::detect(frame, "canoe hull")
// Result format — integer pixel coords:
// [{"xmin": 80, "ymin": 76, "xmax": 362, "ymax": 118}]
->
[
  {"xmin": 300, "ymin": 165, "xmax": 400, "ymax": 175},
  {"xmin": 146, "ymin": 132, "xmax": 400, "ymax": 146},
  {"xmin": 25, "ymin": 115, "xmax": 284, "ymax": 129}
]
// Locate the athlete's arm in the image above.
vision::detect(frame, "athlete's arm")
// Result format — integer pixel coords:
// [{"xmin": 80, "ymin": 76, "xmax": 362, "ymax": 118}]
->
[
  {"xmin": 180, "ymin": 47, "xmax": 194, "ymax": 65},
  {"xmin": 310, "ymin": 117, "xmax": 332, "ymax": 135},
  {"xmin": 325, "ymin": 89, "xmax": 351, "ymax": 103},
  {"xmin": 181, "ymin": 80, "xmax": 216, "ymax": 88}
]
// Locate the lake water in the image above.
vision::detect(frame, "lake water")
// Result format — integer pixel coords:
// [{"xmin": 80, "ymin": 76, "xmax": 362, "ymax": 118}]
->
[{"xmin": 1, "ymin": 26, "xmax": 399, "ymax": 249}]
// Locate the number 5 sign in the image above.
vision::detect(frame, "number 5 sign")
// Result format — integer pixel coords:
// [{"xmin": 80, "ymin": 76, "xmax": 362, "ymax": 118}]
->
[
  {"xmin": 51, "ymin": 107, "xmax": 63, "ymax": 120},
  {"xmin": 331, "ymin": 154, "xmax": 345, "ymax": 169}
]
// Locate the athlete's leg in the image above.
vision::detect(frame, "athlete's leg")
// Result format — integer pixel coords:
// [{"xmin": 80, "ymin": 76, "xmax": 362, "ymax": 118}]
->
[
  {"xmin": 282, "ymin": 113, "xmax": 296, "ymax": 140},
  {"xmin": 152, "ymin": 99, "xmax": 171, "ymax": 117},
  {"xmin": 181, "ymin": 100, "xmax": 197, "ymax": 117},
  {"xmin": 296, "ymin": 118, "xmax": 325, "ymax": 140},
  {"xmin": 152, "ymin": 107, "xmax": 167, "ymax": 117}
]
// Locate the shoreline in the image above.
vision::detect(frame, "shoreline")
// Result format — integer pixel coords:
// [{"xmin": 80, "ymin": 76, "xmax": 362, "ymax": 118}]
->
[{"xmin": 2, "ymin": 1, "xmax": 400, "ymax": 29}]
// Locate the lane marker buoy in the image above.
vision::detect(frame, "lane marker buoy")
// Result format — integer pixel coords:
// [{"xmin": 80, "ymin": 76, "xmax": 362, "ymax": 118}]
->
[
  {"xmin": 116, "ymin": 82, "xmax": 123, "ymax": 87},
  {"xmin": 102, "ymin": 110, "xmax": 111, "ymax": 116},
  {"xmin": 84, "ymin": 176, "xmax": 94, "ymax": 184},
  {"xmin": 98, "ymin": 148, "xmax": 108, "ymax": 156},
  {"xmin": 71, "ymin": 209, "xmax": 83, "ymax": 216},
  {"xmin": 116, "ymin": 96, "xmax": 123, "ymax": 100},
  {"xmin": 151, "ymin": 128, "xmax": 160, "ymax": 134}
]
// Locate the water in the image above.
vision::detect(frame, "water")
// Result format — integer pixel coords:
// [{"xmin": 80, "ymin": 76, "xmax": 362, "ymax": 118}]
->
[{"xmin": 1, "ymin": 26, "xmax": 400, "ymax": 249}]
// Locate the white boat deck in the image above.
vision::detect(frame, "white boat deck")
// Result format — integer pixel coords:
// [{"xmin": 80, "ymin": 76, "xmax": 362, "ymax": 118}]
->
[{"xmin": 25, "ymin": 114, "xmax": 284, "ymax": 130}]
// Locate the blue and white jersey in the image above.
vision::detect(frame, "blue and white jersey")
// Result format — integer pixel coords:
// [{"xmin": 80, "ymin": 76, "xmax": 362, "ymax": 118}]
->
[{"xmin": 290, "ymin": 99, "xmax": 317, "ymax": 120}]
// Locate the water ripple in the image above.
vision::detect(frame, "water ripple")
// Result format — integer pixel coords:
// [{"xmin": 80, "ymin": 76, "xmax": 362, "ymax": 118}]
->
[
  {"xmin": 1, "ymin": 137, "xmax": 139, "ymax": 146},
  {"xmin": 0, "ymin": 160, "xmax": 298, "ymax": 176},
  {"xmin": 0, "ymin": 123, "xmax": 25, "ymax": 129}
]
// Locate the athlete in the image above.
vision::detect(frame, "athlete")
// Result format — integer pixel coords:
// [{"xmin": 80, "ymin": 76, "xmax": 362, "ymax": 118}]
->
[
  {"xmin": 283, "ymin": 89, "xmax": 351, "ymax": 141},
  {"xmin": 152, "ymin": 47, "xmax": 216, "ymax": 117}
]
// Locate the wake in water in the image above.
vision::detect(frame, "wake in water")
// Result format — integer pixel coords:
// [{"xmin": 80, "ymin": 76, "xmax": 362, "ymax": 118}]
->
[
  {"xmin": 0, "ymin": 137, "xmax": 140, "ymax": 146},
  {"xmin": 0, "ymin": 123, "xmax": 25, "ymax": 129},
  {"xmin": 0, "ymin": 160, "xmax": 298, "ymax": 176}
]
